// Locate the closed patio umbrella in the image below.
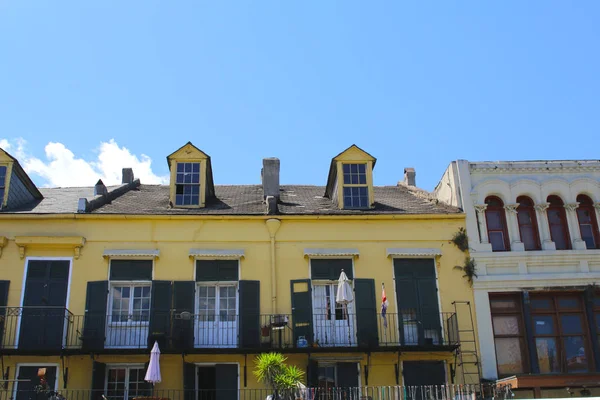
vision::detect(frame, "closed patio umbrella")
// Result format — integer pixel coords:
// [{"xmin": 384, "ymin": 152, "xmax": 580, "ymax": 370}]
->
[
  {"xmin": 336, "ymin": 270, "xmax": 354, "ymax": 345},
  {"xmin": 145, "ymin": 341, "xmax": 162, "ymax": 385}
]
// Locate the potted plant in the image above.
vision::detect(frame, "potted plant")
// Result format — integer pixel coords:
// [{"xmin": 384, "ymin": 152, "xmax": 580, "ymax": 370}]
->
[{"xmin": 254, "ymin": 352, "xmax": 305, "ymax": 400}]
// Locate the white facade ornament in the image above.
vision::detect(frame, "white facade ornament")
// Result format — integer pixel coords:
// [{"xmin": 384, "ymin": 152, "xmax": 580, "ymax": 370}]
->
[
  {"xmin": 534, "ymin": 203, "xmax": 550, "ymax": 212},
  {"xmin": 504, "ymin": 204, "xmax": 522, "ymax": 250},
  {"xmin": 473, "ymin": 203, "xmax": 489, "ymax": 245},
  {"xmin": 534, "ymin": 202, "xmax": 555, "ymax": 250},
  {"xmin": 564, "ymin": 202, "xmax": 580, "ymax": 212},
  {"xmin": 504, "ymin": 203, "xmax": 519, "ymax": 214}
]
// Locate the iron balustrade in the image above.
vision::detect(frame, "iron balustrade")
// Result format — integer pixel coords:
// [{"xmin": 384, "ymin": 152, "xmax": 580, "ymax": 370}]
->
[{"xmin": 0, "ymin": 309, "xmax": 459, "ymax": 352}]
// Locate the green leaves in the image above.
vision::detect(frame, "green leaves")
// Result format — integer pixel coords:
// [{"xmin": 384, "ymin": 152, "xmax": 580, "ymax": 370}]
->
[{"xmin": 254, "ymin": 352, "xmax": 305, "ymax": 391}]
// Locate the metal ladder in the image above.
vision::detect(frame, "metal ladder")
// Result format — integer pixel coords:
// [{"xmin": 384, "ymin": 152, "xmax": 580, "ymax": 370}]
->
[{"xmin": 452, "ymin": 301, "xmax": 482, "ymax": 385}]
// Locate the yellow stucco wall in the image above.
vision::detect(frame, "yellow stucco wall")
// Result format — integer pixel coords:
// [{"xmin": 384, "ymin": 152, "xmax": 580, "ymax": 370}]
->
[{"xmin": 0, "ymin": 214, "xmax": 477, "ymax": 390}]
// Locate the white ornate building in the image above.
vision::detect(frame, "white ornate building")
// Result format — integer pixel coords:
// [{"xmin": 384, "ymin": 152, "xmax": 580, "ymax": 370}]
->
[{"xmin": 435, "ymin": 160, "xmax": 600, "ymax": 398}]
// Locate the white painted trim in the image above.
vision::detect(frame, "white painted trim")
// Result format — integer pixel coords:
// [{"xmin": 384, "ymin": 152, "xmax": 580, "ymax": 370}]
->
[
  {"xmin": 104, "ymin": 364, "xmax": 147, "ymax": 398},
  {"xmin": 386, "ymin": 248, "xmax": 442, "ymax": 258},
  {"xmin": 472, "ymin": 248, "xmax": 600, "ymax": 260},
  {"xmin": 102, "ymin": 249, "xmax": 160, "ymax": 259},
  {"xmin": 189, "ymin": 249, "xmax": 245, "ymax": 259},
  {"xmin": 473, "ymin": 273, "xmax": 600, "ymax": 289},
  {"xmin": 194, "ymin": 281, "xmax": 239, "ymax": 348},
  {"xmin": 304, "ymin": 248, "xmax": 359, "ymax": 257},
  {"xmin": 17, "ymin": 257, "xmax": 73, "ymax": 349},
  {"xmin": 14, "ymin": 363, "xmax": 60, "ymax": 396},
  {"xmin": 472, "ymin": 289, "xmax": 497, "ymax": 381}
]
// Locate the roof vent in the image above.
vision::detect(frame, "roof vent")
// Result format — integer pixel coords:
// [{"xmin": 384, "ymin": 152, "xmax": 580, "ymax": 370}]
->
[
  {"xmin": 122, "ymin": 168, "xmax": 134, "ymax": 184},
  {"xmin": 94, "ymin": 179, "xmax": 108, "ymax": 196},
  {"xmin": 261, "ymin": 158, "xmax": 280, "ymax": 199},
  {"xmin": 403, "ymin": 168, "xmax": 416, "ymax": 187}
]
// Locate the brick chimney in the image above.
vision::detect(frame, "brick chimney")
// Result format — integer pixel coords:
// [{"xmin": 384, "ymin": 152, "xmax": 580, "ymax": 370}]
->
[{"xmin": 94, "ymin": 179, "xmax": 108, "ymax": 196}]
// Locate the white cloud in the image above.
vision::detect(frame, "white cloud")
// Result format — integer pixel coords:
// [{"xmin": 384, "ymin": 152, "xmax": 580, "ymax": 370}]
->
[{"xmin": 0, "ymin": 138, "xmax": 168, "ymax": 187}]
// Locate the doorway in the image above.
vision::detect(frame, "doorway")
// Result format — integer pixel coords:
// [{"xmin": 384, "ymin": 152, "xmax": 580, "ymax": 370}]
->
[
  {"xmin": 195, "ymin": 364, "xmax": 238, "ymax": 400},
  {"xmin": 15, "ymin": 365, "xmax": 58, "ymax": 400}
]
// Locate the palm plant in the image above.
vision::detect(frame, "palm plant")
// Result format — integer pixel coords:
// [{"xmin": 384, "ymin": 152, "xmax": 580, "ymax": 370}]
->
[{"xmin": 254, "ymin": 353, "xmax": 304, "ymax": 399}]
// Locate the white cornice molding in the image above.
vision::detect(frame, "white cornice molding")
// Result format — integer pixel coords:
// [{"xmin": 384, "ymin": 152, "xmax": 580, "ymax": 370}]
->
[
  {"xmin": 472, "ymin": 248, "xmax": 600, "ymax": 263},
  {"xmin": 189, "ymin": 249, "xmax": 245, "ymax": 259},
  {"xmin": 470, "ymin": 161, "xmax": 600, "ymax": 174},
  {"xmin": 304, "ymin": 248, "xmax": 359, "ymax": 258},
  {"xmin": 473, "ymin": 272, "xmax": 600, "ymax": 290},
  {"xmin": 103, "ymin": 249, "xmax": 160, "ymax": 259},
  {"xmin": 386, "ymin": 248, "xmax": 442, "ymax": 258}
]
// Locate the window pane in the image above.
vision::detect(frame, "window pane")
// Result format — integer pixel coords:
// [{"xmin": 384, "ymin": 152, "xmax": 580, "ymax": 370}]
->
[
  {"xmin": 531, "ymin": 298, "xmax": 552, "ymax": 310},
  {"xmin": 533, "ymin": 315, "xmax": 555, "ymax": 335},
  {"xmin": 561, "ymin": 315, "xmax": 583, "ymax": 334},
  {"xmin": 558, "ymin": 297, "xmax": 580, "ymax": 309},
  {"xmin": 495, "ymin": 338, "xmax": 524, "ymax": 375},
  {"xmin": 486, "ymin": 211, "xmax": 503, "ymax": 230},
  {"xmin": 564, "ymin": 336, "xmax": 588, "ymax": 372},
  {"xmin": 536, "ymin": 338, "xmax": 560, "ymax": 373},
  {"xmin": 489, "ymin": 232, "xmax": 506, "ymax": 251},
  {"xmin": 493, "ymin": 316, "xmax": 521, "ymax": 335},
  {"xmin": 521, "ymin": 226, "xmax": 538, "ymax": 250},
  {"xmin": 490, "ymin": 297, "xmax": 519, "ymax": 311}
]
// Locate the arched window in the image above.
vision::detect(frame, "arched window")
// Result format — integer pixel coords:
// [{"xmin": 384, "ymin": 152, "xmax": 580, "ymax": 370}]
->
[
  {"xmin": 485, "ymin": 196, "xmax": 510, "ymax": 251},
  {"xmin": 547, "ymin": 195, "xmax": 571, "ymax": 250},
  {"xmin": 576, "ymin": 195, "xmax": 600, "ymax": 249},
  {"xmin": 516, "ymin": 196, "xmax": 541, "ymax": 251}
]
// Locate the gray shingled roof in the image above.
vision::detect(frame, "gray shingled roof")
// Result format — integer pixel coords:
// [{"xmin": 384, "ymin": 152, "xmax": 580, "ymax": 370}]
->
[{"xmin": 1, "ymin": 184, "xmax": 460, "ymax": 215}]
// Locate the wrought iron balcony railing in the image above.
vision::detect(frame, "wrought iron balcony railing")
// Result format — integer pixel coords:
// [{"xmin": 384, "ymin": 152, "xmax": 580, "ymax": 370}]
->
[
  {"xmin": 0, "ymin": 308, "xmax": 459, "ymax": 352},
  {"xmin": 0, "ymin": 385, "xmax": 514, "ymax": 400}
]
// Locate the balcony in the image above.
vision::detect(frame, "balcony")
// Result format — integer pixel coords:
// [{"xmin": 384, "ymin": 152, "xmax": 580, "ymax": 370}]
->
[
  {"xmin": 0, "ymin": 309, "xmax": 459, "ymax": 354},
  {"xmin": 7, "ymin": 385, "xmax": 510, "ymax": 400},
  {"xmin": 0, "ymin": 307, "xmax": 80, "ymax": 353}
]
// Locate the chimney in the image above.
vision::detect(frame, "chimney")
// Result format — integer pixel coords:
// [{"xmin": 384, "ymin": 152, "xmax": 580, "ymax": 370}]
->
[
  {"xmin": 404, "ymin": 168, "xmax": 416, "ymax": 187},
  {"xmin": 261, "ymin": 158, "xmax": 280, "ymax": 199},
  {"xmin": 94, "ymin": 179, "xmax": 108, "ymax": 196},
  {"xmin": 122, "ymin": 168, "xmax": 134, "ymax": 184}
]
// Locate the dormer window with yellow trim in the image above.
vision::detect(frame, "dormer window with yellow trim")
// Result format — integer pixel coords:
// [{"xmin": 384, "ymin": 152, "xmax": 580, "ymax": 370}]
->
[
  {"xmin": 324, "ymin": 144, "xmax": 376, "ymax": 210},
  {"xmin": 167, "ymin": 142, "xmax": 215, "ymax": 208}
]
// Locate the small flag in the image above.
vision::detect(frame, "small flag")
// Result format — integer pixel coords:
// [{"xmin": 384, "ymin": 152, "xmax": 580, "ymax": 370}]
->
[{"xmin": 381, "ymin": 283, "xmax": 389, "ymax": 328}]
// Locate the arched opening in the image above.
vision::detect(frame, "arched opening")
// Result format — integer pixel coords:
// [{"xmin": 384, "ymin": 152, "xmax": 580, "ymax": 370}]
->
[
  {"xmin": 485, "ymin": 196, "xmax": 510, "ymax": 251},
  {"xmin": 547, "ymin": 195, "xmax": 571, "ymax": 250},
  {"xmin": 516, "ymin": 196, "xmax": 541, "ymax": 251},
  {"xmin": 576, "ymin": 194, "xmax": 600, "ymax": 249}
]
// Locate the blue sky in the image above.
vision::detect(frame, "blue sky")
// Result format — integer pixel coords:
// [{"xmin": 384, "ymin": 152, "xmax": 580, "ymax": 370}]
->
[{"xmin": 1, "ymin": 1, "xmax": 599, "ymax": 190}]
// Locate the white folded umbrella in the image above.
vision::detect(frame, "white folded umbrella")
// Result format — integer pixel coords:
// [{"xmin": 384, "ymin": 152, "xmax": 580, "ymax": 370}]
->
[{"xmin": 145, "ymin": 341, "xmax": 162, "ymax": 384}]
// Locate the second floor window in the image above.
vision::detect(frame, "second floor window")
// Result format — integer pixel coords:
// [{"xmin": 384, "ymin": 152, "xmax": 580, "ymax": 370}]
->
[
  {"xmin": 342, "ymin": 163, "xmax": 368, "ymax": 209},
  {"xmin": 490, "ymin": 294, "xmax": 527, "ymax": 376},
  {"xmin": 485, "ymin": 196, "xmax": 510, "ymax": 251},
  {"xmin": 175, "ymin": 162, "xmax": 200, "ymax": 206},
  {"xmin": 576, "ymin": 195, "xmax": 600, "ymax": 250},
  {"xmin": 0, "ymin": 165, "xmax": 6, "ymax": 205},
  {"xmin": 547, "ymin": 195, "xmax": 571, "ymax": 250},
  {"xmin": 110, "ymin": 284, "xmax": 151, "ymax": 323},
  {"xmin": 517, "ymin": 196, "xmax": 541, "ymax": 251}
]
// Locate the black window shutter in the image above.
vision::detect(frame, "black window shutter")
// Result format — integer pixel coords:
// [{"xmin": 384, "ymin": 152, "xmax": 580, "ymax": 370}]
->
[
  {"xmin": 173, "ymin": 281, "xmax": 195, "ymax": 350},
  {"xmin": 183, "ymin": 362, "xmax": 196, "ymax": 400},
  {"xmin": 403, "ymin": 361, "xmax": 446, "ymax": 398},
  {"xmin": 0, "ymin": 281, "xmax": 9, "ymax": 346},
  {"xmin": 215, "ymin": 364, "xmax": 238, "ymax": 400},
  {"xmin": 239, "ymin": 280, "xmax": 260, "ymax": 348},
  {"xmin": 91, "ymin": 361, "xmax": 106, "ymax": 400},
  {"xmin": 148, "ymin": 280, "xmax": 172, "ymax": 350},
  {"xmin": 311, "ymin": 259, "xmax": 353, "ymax": 280},
  {"xmin": 417, "ymin": 278, "xmax": 441, "ymax": 344},
  {"xmin": 83, "ymin": 281, "xmax": 108, "ymax": 351},
  {"xmin": 109, "ymin": 260, "xmax": 152, "ymax": 280},
  {"xmin": 337, "ymin": 362, "xmax": 359, "ymax": 388},
  {"xmin": 291, "ymin": 279, "xmax": 313, "ymax": 346},
  {"xmin": 196, "ymin": 260, "xmax": 239, "ymax": 282},
  {"xmin": 354, "ymin": 279, "xmax": 378, "ymax": 347}
]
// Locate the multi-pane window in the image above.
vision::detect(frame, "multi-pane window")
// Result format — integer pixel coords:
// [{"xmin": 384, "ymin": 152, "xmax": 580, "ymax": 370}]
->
[
  {"xmin": 547, "ymin": 195, "xmax": 571, "ymax": 250},
  {"xmin": 530, "ymin": 294, "xmax": 590, "ymax": 373},
  {"xmin": 175, "ymin": 162, "xmax": 201, "ymax": 206},
  {"xmin": 0, "ymin": 165, "xmax": 6, "ymax": 205},
  {"xmin": 110, "ymin": 285, "xmax": 151, "ymax": 323},
  {"xmin": 576, "ymin": 195, "xmax": 600, "ymax": 250},
  {"xmin": 197, "ymin": 284, "xmax": 237, "ymax": 322},
  {"xmin": 516, "ymin": 196, "xmax": 541, "ymax": 251},
  {"xmin": 106, "ymin": 366, "xmax": 151, "ymax": 400},
  {"xmin": 342, "ymin": 164, "xmax": 368, "ymax": 209},
  {"xmin": 485, "ymin": 196, "xmax": 510, "ymax": 251},
  {"xmin": 490, "ymin": 294, "xmax": 528, "ymax": 376}
]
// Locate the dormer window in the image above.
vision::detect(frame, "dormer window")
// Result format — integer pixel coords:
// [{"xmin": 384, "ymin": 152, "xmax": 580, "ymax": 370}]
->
[
  {"xmin": 0, "ymin": 166, "xmax": 6, "ymax": 206},
  {"xmin": 167, "ymin": 142, "xmax": 215, "ymax": 209},
  {"xmin": 342, "ymin": 164, "xmax": 368, "ymax": 209},
  {"xmin": 175, "ymin": 162, "xmax": 201, "ymax": 206},
  {"xmin": 324, "ymin": 145, "xmax": 375, "ymax": 210}
]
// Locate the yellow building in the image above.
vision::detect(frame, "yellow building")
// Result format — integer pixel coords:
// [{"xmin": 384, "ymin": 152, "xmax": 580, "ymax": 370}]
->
[{"xmin": 0, "ymin": 143, "xmax": 480, "ymax": 400}]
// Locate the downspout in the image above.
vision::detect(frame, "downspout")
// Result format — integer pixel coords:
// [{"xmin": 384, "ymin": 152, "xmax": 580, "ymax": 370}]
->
[{"xmin": 265, "ymin": 218, "xmax": 281, "ymax": 313}]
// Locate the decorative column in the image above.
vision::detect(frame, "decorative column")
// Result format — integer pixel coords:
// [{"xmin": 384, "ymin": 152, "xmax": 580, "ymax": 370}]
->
[
  {"xmin": 504, "ymin": 203, "xmax": 524, "ymax": 251},
  {"xmin": 474, "ymin": 204, "xmax": 489, "ymax": 244},
  {"xmin": 535, "ymin": 202, "xmax": 555, "ymax": 250},
  {"xmin": 565, "ymin": 203, "xmax": 586, "ymax": 250}
]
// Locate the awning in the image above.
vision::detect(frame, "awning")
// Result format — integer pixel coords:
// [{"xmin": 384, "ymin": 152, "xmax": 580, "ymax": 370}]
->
[
  {"xmin": 189, "ymin": 249, "xmax": 245, "ymax": 259},
  {"xmin": 386, "ymin": 248, "xmax": 442, "ymax": 258},
  {"xmin": 304, "ymin": 248, "xmax": 359, "ymax": 257},
  {"xmin": 102, "ymin": 249, "xmax": 160, "ymax": 258}
]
